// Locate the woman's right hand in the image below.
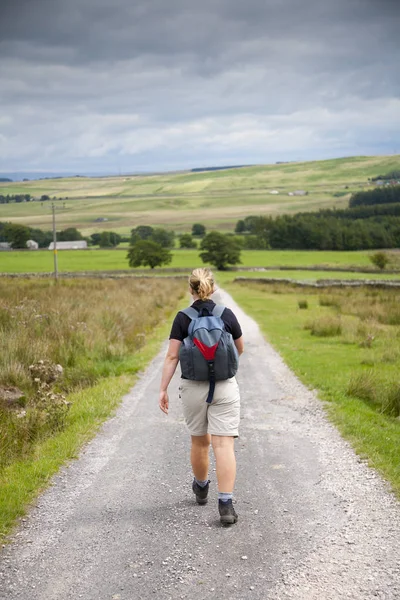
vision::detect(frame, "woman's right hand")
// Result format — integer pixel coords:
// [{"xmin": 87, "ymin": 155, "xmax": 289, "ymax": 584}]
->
[{"xmin": 159, "ymin": 390, "xmax": 169, "ymax": 415}]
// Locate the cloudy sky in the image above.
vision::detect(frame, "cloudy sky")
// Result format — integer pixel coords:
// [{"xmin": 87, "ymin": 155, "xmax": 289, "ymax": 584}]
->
[{"xmin": 1, "ymin": 0, "xmax": 399, "ymax": 174}]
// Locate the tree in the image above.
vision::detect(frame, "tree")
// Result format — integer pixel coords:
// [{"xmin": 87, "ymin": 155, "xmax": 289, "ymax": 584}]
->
[
  {"xmin": 109, "ymin": 232, "xmax": 121, "ymax": 246},
  {"xmin": 96, "ymin": 231, "xmax": 121, "ymax": 247},
  {"xmin": 90, "ymin": 233, "xmax": 102, "ymax": 246},
  {"xmin": 58, "ymin": 227, "xmax": 83, "ymax": 241},
  {"xmin": 235, "ymin": 220, "xmax": 246, "ymax": 234},
  {"xmin": 199, "ymin": 231, "xmax": 241, "ymax": 270},
  {"xmin": 3, "ymin": 223, "xmax": 31, "ymax": 248},
  {"xmin": 179, "ymin": 234, "xmax": 197, "ymax": 249},
  {"xmin": 99, "ymin": 231, "xmax": 113, "ymax": 247},
  {"xmin": 192, "ymin": 223, "xmax": 206, "ymax": 237},
  {"xmin": 130, "ymin": 225, "xmax": 154, "ymax": 245},
  {"xmin": 370, "ymin": 251, "xmax": 389, "ymax": 270},
  {"xmin": 127, "ymin": 240, "xmax": 172, "ymax": 269},
  {"xmin": 151, "ymin": 228, "xmax": 175, "ymax": 248},
  {"xmin": 29, "ymin": 228, "xmax": 53, "ymax": 248}
]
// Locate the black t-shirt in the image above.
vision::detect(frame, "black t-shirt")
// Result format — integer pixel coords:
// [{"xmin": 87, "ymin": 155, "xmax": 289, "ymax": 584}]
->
[{"xmin": 169, "ymin": 299, "xmax": 242, "ymax": 342}]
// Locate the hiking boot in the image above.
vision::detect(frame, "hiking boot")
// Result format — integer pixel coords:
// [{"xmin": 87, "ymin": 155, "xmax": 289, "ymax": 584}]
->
[
  {"xmin": 192, "ymin": 479, "xmax": 210, "ymax": 505},
  {"xmin": 218, "ymin": 499, "xmax": 238, "ymax": 525}
]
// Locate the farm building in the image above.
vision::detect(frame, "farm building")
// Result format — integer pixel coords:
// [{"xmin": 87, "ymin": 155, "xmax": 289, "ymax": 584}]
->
[
  {"xmin": 0, "ymin": 242, "xmax": 11, "ymax": 250},
  {"xmin": 48, "ymin": 241, "xmax": 88, "ymax": 250}
]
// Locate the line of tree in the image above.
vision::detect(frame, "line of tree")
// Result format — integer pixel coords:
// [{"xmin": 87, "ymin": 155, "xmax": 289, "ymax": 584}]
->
[
  {"xmin": 130, "ymin": 225, "xmax": 175, "ymax": 248},
  {"xmin": 235, "ymin": 207, "xmax": 400, "ymax": 251},
  {"xmin": 0, "ymin": 222, "xmax": 129, "ymax": 249},
  {"xmin": 349, "ymin": 185, "xmax": 400, "ymax": 207},
  {"xmin": 0, "ymin": 222, "xmax": 53, "ymax": 248},
  {"xmin": 370, "ymin": 171, "xmax": 400, "ymax": 181},
  {"xmin": 0, "ymin": 194, "xmax": 33, "ymax": 204}
]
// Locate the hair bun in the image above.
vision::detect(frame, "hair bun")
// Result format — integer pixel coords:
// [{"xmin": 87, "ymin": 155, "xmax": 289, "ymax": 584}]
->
[{"xmin": 189, "ymin": 268, "xmax": 214, "ymax": 300}]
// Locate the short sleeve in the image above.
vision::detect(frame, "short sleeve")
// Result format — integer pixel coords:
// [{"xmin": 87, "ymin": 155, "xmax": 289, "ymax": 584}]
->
[
  {"xmin": 169, "ymin": 312, "xmax": 188, "ymax": 342},
  {"xmin": 222, "ymin": 308, "xmax": 242, "ymax": 340}
]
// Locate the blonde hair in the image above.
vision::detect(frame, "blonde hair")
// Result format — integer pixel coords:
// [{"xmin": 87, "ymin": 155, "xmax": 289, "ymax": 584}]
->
[{"xmin": 189, "ymin": 268, "xmax": 215, "ymax": 300}]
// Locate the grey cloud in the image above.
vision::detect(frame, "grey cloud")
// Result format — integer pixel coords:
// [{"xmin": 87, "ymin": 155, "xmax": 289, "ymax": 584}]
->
[{"xmin": 0, "ymin": 0, "xmax": 399, "ymax": 172}]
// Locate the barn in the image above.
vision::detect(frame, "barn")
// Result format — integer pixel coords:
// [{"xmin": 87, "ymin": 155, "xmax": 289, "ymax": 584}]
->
[{"xmin": 48, "ymin": 241, "xmax": 88, "ymax": 250}]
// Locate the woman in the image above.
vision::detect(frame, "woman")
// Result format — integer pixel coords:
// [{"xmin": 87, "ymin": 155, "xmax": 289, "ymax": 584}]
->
[{"xmin": 159, "ymin": 268, "xmax": 244, "ymax": 524}]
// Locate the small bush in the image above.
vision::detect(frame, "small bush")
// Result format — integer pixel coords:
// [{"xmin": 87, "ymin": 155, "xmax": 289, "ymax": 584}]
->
[
  {"xmin": 377, "ymin": 305, "xmax": 400, "ymax": 326},
  {"xmin": 319, "ymin": 295, "xmax": 341, "ymax": 310},
  {"xmin": 298, "ymin": 300, "xmax": 308, "ymax": 309},
  {"xmin": 346, "ymin": 371, "xmax": 378, "ymax": 403},
  {"xmin": 370, "ymin": 251, "xmax": 389, "ymax": 271},
  {"xmin": 381, "ymin": 349, "xmax": 399, "ymax": 363},
  {"xmin": 382, "ymin": 384, "xmax": 400, "ymax": 417},
  {"xmin": 310, "ymin": 316, "xmax": 342, "ymax": 337}
]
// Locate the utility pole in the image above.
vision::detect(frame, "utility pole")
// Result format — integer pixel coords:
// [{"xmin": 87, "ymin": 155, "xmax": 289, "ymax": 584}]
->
[{"xmin": 52, "ymin": 203, "xmax": 58, "ymax": 280}]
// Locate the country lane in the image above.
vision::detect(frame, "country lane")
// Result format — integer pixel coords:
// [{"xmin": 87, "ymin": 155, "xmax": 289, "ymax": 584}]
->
[{"xmin": 0, "ymin": 288, "xmax": 399, "ymax": 600}]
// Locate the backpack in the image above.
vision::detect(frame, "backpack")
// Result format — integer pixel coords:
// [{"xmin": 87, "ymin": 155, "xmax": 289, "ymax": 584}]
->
[{"xmin": 179, "ymin": 305, "xmax": 239, "ymax": 403}]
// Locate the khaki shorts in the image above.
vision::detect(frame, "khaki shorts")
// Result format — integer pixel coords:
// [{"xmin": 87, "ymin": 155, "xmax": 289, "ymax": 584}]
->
[{"xmin": 179, "ymin": 377, "xmax": 240, "ymax": 437}]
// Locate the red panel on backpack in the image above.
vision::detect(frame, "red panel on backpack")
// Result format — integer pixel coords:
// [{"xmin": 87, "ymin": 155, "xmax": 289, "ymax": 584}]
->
[{"xmin": 194, "ymin": 338, "xmax": 218, "ymax": 361}]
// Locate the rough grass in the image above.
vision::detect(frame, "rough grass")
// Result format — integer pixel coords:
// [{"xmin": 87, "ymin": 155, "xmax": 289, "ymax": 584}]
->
[
  {"xmin": 222, "ymin": 280, "xmax": 400, "ymax": 497},
  {"xmin": 308, "ymin": 315, "xmax": 342, "ymax": 337},
  {"xmin": 0, "ymin": 277, "xmax": 185, "ymax": 471},
  {"xmin": 1, "ymin": 154, "xmax": 399, "ymax": 233},
  {"xmin": 0, "ymin": 312, "xmax": 178, "ymax": 541}
]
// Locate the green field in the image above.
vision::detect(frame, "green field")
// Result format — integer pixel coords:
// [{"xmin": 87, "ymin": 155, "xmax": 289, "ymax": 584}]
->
[
  {"xmin": 1, "ymin": 154, "xmax": 399, "ymax": 234},
  {"xmin": 225, "ymin": 281, "xmax": 400, "ymax": 497},
  {"xmin": 2, "ymin": 248, "xmax": 400, "ymax": 275}
]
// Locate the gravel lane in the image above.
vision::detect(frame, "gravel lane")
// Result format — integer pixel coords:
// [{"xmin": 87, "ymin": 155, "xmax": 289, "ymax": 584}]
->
[{"xmin": 1, "ymin": 288, "xmax": 399, "ymax": 600}]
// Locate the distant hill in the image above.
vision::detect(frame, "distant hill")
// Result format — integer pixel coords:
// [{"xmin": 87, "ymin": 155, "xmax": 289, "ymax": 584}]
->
[
  {"xmin": 191, "ymin": 165, "xmax": 250, "ymax": 173},
  {"xmin": 0, "ymin": 154, "xmax": 399, "ymax": 234},
  {"xmin": 0, "ymin": 172, "xmax": 99, "ymax": 182}
]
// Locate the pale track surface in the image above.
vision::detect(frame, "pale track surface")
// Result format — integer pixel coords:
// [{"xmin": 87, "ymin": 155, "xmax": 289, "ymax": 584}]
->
[{"xmin": 0, "ymin": 289, "xmax": 399, "ymax": 599}]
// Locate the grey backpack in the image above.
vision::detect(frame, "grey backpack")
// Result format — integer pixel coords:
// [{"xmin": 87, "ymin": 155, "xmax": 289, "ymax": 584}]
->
[{"xmin": 179, "ymin": 305, "xmax": 239, "ymax": 403}]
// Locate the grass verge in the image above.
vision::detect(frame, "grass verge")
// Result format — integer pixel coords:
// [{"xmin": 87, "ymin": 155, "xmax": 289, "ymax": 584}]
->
[{"xmin": 223, "ymin": 280, "xmax": 400, "ymax": 498}]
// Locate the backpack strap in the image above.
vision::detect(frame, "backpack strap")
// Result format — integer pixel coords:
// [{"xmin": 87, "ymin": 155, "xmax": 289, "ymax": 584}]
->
[
  {"xmin": 211, "ymin": 305, "xmax": 226, "ymax": 318},
  {"xmin": 180, "ymin": 307, "xmax": 200, "ymax": 320}
]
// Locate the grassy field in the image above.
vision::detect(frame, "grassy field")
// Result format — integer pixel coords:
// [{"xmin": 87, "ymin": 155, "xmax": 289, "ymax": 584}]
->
[
  {"xmin": 1, "ymin": 154, "xmax": 399, "ymax": 234},
  {"xmin": 0, "ymin": 277, "xmax": 186, "ymax": 539},
  {"xmin": 224, "ymin": 281, "xmax": 400, "ymax": 497},
  {"xmin": 2, "ymin": 248, "xmax": 400, "ymax": 275}
]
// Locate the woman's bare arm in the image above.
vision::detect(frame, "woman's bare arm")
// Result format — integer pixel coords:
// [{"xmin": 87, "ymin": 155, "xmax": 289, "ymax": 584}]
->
[
  {"xmin": 159, "ymin": 339, "xmax": 181, "ymax": 414},
  {"xmin": 234, "ymin": 336, "xmax": 244, "ymax": 356}
]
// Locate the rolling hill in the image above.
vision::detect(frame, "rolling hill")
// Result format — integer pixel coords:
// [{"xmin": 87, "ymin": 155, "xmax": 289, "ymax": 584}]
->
[{"xmin": 0, "ymin": 155, "xmax": 399, "ymax": 235}]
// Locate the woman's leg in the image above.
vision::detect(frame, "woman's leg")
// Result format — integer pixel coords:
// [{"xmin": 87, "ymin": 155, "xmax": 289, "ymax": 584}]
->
[
  {"xmin": 211, "ymin": 435, "xmax": 236, "ymax": 492},
  {"xmin": 191, "ymin": 434, "xmax": 211, "ymax": 480}
]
